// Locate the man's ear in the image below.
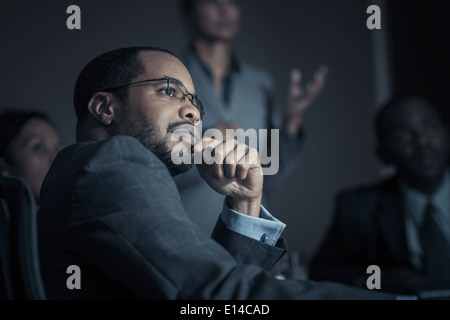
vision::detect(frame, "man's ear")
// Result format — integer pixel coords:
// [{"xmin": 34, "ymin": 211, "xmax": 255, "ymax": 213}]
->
[
  {"xmin": 0, "ymin": 157, "xmax": 12, "ymax": 177},
  {"xmin": 87, "ymin": 92, "xmax": 117, "ymax": 126}
]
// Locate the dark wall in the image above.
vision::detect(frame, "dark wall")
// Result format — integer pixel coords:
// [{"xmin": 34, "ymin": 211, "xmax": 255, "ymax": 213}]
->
[
  {"xmin": 0, "ymin": 0, "xmax": 384, "ymax": 260},
  {"xmin": 387, "ymin": 0, "xmax": 450, "ymax": 125}
]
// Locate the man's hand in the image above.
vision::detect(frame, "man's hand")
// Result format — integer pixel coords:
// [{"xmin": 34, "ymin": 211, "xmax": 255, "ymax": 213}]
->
[
  {"xmin": 214, "ymin": 123, "xmax": 241, "ymax": 139},
  {"xmin": 285, "ymin": 65, "xmax": 328, "ymax": 134},
  {"xmin": 195, "ymin": 138, "xmax": 263, "ymax": 217}
]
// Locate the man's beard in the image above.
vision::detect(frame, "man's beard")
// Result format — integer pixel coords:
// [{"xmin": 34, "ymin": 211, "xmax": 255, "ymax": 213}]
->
[
  {"xmin": 122, "ymin": 115, "xmax": 194, "ymax": 176},
  {"xmin": 142, "ymin": 134, "xmax": 194, "ymax": 177}
]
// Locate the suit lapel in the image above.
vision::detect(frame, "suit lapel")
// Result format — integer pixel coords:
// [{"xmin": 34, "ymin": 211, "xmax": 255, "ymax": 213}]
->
[{"xmin": 376, "ymin": 178, "xmax": 411, "ymax": 265}]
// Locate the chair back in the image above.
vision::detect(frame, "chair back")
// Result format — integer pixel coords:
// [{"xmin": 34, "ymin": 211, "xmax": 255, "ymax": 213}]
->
[{"xmin": 0, "ymin": 176, "xmax": 46, "ymax": 300}]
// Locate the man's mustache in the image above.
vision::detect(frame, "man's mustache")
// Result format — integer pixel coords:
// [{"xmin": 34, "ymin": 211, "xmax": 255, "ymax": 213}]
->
[{"xmin": 167, "ymin": 121, "xmax": 195, "ymax": 133}]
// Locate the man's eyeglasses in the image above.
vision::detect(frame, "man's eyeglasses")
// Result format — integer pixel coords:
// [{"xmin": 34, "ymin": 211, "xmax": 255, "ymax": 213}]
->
[{"xmin": 101, "ymin": 77, "xmax": 205, "ymax": 119}]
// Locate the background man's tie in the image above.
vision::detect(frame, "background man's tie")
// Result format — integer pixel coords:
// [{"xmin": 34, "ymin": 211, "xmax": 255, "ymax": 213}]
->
[{"xmin": 419, "ymin": 201, "xmax": 450, "ymax": 286}]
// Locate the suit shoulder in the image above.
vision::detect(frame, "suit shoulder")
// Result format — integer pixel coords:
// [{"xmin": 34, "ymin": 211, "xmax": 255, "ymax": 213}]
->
[
  {"xmin": 332, "ymin": 180, "xmax": 389, "ymax": 223},
  {"xmin": 94, "ymin": 135, "xmax": 146, "ymax": 154}
]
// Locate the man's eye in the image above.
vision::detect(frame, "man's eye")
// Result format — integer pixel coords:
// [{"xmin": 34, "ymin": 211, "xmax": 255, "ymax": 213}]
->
[{"xmin": 160, "ymin": 87, "xmax": 177, "ymax": 97}]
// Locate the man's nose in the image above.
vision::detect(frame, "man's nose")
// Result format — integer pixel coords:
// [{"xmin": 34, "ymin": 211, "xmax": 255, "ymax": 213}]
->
[{"xmin": 179, "ymin": 102, "xmax": 201, "ymax": 123}]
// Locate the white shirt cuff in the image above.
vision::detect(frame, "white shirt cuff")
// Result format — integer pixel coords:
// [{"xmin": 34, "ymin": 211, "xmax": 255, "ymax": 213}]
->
[{"xmin": 220, "ymin": 201, "xmax": 286, "ymax": 246}]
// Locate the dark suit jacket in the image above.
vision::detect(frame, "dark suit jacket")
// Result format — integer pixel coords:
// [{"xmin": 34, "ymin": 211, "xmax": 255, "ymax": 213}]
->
[
  {"xmin": 309, "ymin": 177, "xmax": 445, "ymax": 294},
  {"xmin": 38, "ymin": 135, "xmax": 392, "ymax": 299}
]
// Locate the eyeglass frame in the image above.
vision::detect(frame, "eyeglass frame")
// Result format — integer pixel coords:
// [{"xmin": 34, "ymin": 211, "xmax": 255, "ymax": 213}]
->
[{"xmin": 100, "ymin": 77, "xmax": 205, "ymax": 119}]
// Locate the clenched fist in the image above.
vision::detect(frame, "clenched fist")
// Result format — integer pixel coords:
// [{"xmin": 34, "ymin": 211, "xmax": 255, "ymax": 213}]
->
[{"xmin": 195, "ymin": 137, "xmax": 263, "ymax": 217}]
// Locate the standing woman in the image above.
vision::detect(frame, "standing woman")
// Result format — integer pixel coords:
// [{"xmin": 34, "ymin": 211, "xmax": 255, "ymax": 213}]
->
[{"xmin": 174, "ymin": 0, "xmax": 328, "ymax": 234}]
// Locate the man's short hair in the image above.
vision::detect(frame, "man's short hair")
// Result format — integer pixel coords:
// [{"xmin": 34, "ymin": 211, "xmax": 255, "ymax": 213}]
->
[
  {"xmin": 0, "ymin": 109, "xmax": 53, "ymax": 163},
  {"xmin": 179, "ymin": 0, "xmax": 240, "ymax": 14},
  {"xmin": 73, "ymin": 46, "xmax": 174, "ymax": 123}
]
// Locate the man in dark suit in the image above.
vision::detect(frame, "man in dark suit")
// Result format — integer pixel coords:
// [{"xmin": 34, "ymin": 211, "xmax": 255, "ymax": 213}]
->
[
  {"xmin": 38, "ymin": 46, "xmax": 392, "ymax": 299},
  {"xmin": 309, "ymin": 94, "xmax": 450, "ymax": 296}
]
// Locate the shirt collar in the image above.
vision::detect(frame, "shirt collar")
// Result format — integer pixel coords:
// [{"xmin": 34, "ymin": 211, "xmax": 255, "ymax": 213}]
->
[
  {"xmin": 400, "ymin": 171, "xmax": 450, "ymax": 225},
  {"xmin": 186, "ymin": 45, "xmax": 241, "ymax": 79}
]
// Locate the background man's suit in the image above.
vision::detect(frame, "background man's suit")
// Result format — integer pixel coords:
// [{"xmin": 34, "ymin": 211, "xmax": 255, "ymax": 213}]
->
[
  {"xmin": 38, "ymin": 135, "xmax": 391, "ymax": 299},
  {"xmin": 309, "ymin": 177, "xmax": 449, "ymax": 294}
]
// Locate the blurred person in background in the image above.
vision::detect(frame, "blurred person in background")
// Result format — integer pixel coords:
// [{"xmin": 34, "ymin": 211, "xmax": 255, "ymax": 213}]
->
[
  {"xmin": 175, "ymin": 0, "xmax": 328, "ymax": 235},
  {"xmin": 0, "ymin": 109, "xmax": 63, "ymax": 207},
  {"xmin": 309, "ymin": 95, "xmax": 450, "ymax": 296}
]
